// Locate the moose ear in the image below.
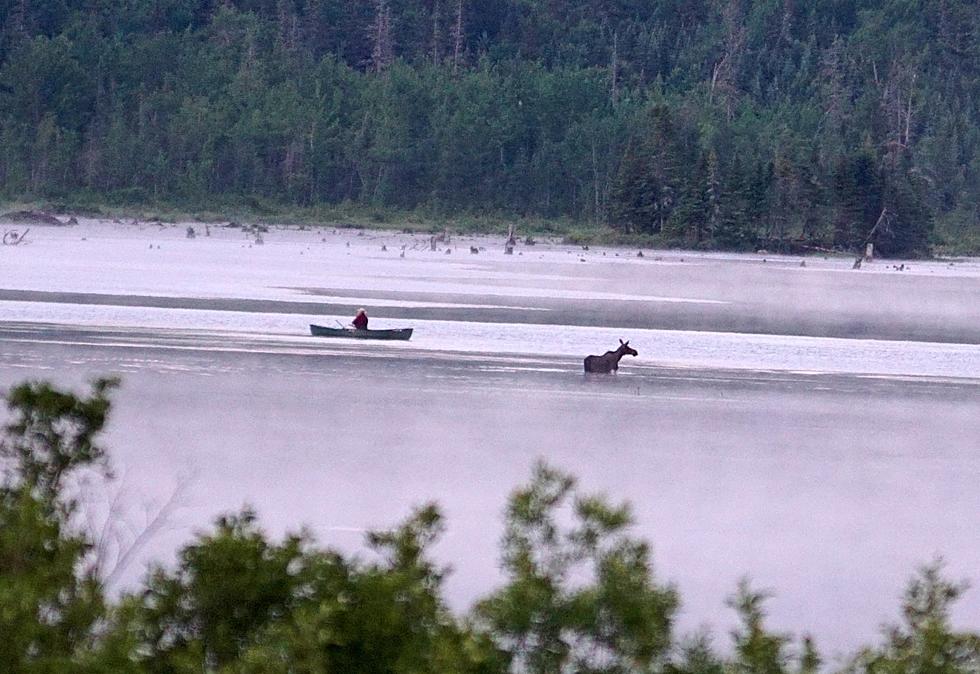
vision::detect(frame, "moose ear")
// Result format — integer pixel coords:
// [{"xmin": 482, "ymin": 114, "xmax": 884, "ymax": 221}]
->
[
  {"xmin": 619, "ymin": 338, "xmax": 624, "ymax": 344},
  {"xmin": 624, "ymin": 340, "xmax": 630, "ymax": 346}
]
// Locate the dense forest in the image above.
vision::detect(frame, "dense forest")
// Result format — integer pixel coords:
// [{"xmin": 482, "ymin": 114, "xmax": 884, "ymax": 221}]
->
[
  {"xmin": 0, "ymin": 1, "xmax": 978, "ymax": 255},
  {"xmin": 3, "ymin": 377, "xmax": 980, "ymax": 672}
]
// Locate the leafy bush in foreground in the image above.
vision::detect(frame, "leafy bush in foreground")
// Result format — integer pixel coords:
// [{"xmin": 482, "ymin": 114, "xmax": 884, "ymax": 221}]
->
[{"xmin": 1, "ymin": 379, "xmax": 978, "ymax": 672}]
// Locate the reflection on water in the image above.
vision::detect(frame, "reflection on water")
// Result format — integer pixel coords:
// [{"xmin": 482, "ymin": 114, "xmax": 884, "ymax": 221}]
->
[
  {"xmin": 1, "ymin": 222, "xmax": 979, "ymax": 656},
  {"xmin": 0, "ymin": 334, "xmax": 977, "ymax": 657},
  {"xmin": 3, "ymin": 311, "xmax": 980, "ymax": 381}
]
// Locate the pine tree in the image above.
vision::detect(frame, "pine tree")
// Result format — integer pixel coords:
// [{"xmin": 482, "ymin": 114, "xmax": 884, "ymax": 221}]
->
[
  {"xmin": 832, "ymin": 151, "xmax": 883, "ymax": 252},
  {"xmin": 666, "ymin": 150, "xmax": 709, "ymax": 244},
  {"xmin": 877, "ymin": 160, "xmax": 934, "ymax": 257},
  {"xmin": 608, "ymin": 105, "xmax": 680, "ymax": 235},
  {"xmin": 712, "ymin": 154, "xmax": 755, "ymax": 250}
]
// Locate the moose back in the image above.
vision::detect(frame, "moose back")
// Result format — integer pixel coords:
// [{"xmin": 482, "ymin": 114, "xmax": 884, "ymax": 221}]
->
[{"xmin": 584, "ymin": 340, "xmax": 638, "ymax": 373}]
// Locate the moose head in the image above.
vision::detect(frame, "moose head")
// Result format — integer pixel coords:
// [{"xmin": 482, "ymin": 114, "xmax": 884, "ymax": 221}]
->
[{"xmin": 618, "ymin": 339, "xmax": 638, "ymax": 357}]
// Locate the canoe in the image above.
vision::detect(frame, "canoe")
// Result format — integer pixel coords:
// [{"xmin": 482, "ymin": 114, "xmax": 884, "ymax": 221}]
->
[{"xmin": 309, "ymin": 324, "xmax": 413, "ymax": 341}]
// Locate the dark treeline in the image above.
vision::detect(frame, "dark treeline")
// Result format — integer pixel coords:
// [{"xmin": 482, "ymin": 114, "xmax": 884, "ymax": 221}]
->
[
  {"xmin": 1, "ymin": 1, "xmax": 978, "ymax": 255},
  {"xmin": 3, "ymin": 378, "xmax": 980, "ymax": 672}
]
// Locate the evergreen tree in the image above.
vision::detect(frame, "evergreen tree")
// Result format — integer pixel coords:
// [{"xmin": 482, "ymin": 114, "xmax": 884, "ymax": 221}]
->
[
  {"xmin": 844, "ymin": 561, "xmax": 980, "ymax": 673},
  {"xmin": 666, "ymin": 150, "xmax": 710, "ymax": 244},
  {"xmin": 474, "ymin": 461, "xmax": 679, "ymax": 673},
  {"xmin": 0, "ymin": 0, "xmax": 976, "ymax": 255},
  {"xmin": 876, "ymin": 159, "xmax": 934, "ymax": 257},
  {"xmin": 832, "ymin": 151, "xmax": 883, "ymax": 253},
  {"xmin": 712, "ymin": 153, "xmax": 756, "ymax": 250},
  {"xmin": 609, "ymin": 104, "xmax": 681, "ymax": 234}
]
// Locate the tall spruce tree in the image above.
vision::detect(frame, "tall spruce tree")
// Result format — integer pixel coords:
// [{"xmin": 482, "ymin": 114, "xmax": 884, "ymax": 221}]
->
[{"xmin": 832, "ymin": 151, "xmax": 883, "ymax": 253}]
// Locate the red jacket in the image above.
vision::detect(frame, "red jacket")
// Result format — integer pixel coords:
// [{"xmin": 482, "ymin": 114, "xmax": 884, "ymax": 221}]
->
[{"xmin": 352, "ymin": 313, "xmax": 368, "ymax": 330}]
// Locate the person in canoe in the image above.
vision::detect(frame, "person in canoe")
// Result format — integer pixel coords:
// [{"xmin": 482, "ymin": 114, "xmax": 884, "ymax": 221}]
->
[{"xmin": 352, "ymin": 308, "xmax": 369, "ymax": 330}]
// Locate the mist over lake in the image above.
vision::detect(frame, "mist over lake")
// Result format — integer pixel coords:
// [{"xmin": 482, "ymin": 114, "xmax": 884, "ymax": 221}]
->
[{"xmin": 1, "ymin": 220, "xmax": 978, "ymax": 659}]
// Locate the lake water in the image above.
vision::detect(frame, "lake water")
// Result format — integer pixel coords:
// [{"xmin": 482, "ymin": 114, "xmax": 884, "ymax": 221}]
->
[{"xmin": 1, "ymin": 220, "xmax": 979, "ymax": 662}]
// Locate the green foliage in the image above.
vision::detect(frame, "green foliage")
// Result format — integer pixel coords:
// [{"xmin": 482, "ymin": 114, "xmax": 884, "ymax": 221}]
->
[
  {"xmin": 844, "ymin": 561, "xmax": 980, "ymax": 674},
  {"xmin": 610, "ymin": 104, "xmax": 688, "ymax": 236},
  {"xmin": 726, "ymin": 580, "xmax": 822, "ymax": 674},
  {"xmin": 666, "ymin": 633, "xmax": 725, "ymax": 674},
  {"xmin": 125, "ymin": 502, "xmax": 502, "ymax": 673},
  {"xmin": 0, "ymin": 488, "xmax": 107, "ymax": 672},
  {"xmin": 3, "ymin": 379, "xmax": 980, "ymax": 672},
  {"xmin": 131, "ymin": 507, "xmax": 306, "ymax": 670},
  {"xmin": 727, "ymin": 580, "xmax": 793, "ymax": 674},
  {"xmin": 475, "ymin": 460, "xmax": 678, "ymax": 673},
  {"xmin": 711, "ymin": 155, "xmax": 758, "ymax": 251},
  {"xmin": 0, "ymin": 378, "xmax": 117, "ymax": 672},
  {"xmin": 1, "ymin": 0, "xmax": 976, "ymax": 254},
  {"xmin": 2, "ymin": 377, "xmax": 118, "ymax": 505},
  {"xmin": 832, "ymin": 151, "xmax": 883, "ymax": 252}
]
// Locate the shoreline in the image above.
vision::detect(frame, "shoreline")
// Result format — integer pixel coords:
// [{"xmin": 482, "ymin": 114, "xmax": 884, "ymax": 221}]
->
[{"xmin": 4, "ymin": 201, "xmax": 977, "ymax": 258}]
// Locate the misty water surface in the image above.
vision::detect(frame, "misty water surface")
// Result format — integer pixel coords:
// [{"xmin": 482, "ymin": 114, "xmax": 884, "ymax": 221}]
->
[{"xmin": 1, "ymin": 221, "xmax": 979, "ymax": 660}]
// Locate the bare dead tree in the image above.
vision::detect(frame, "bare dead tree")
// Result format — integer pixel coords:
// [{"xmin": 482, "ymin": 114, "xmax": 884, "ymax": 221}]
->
[
  {"xmin": 371, "ymin": 0, "xmax": 386, "ymax": 73},
  {"xmin": 709, "ymin": 1, "xmax": 746, "ymax": 119},
  {"xmin": 591, "ymin": 136, "xmax": 601, "ymax": 226},
  {"xmin": 779, "ymin": 0, "xmax": 795, "ymax": 45},
  {"xmin": 431, "ymin": 0, "xmax": 442, "ymax": 66},
  {"xmin": 451, "ymin": 0, "xmax": 465, "ymax": 76},
  {"xmin": 937, "ymin": 0, "xmax": 974, "ymax": 61},
  {"xmin": 819, "ymin": 36, "xmax": 848, "ymax": 135},
  {"xmin": 82, "ymin": 472, "xmax": 195, "ymax": 587},
  {"xmin": 276, "ymin": 0, "xmax": 299, "ymax": 52},
  {"xmin": 610, "ymin": 31, "xmax": 619, "ymax": 104},
  {"xmin": 370, "ymin": 0, "xmax": 394, "ymax": 74},
  {"xmin": 9, "ymin": 0, "xmax": 30, "ymax": 40},
  {"xmin": 282, "ymin": 137, "xmax": 306, "ymax": 188},
  {"xmin": 852, "ymin": 207, "xmax": 891, "ymax": 269},
  {"xmin": 879, "ymin": 58, "xmax": 918, "ymax": 168}
]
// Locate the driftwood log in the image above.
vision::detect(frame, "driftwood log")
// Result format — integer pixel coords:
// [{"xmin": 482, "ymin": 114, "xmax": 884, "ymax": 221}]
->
[{"xmin": 2, "ymin": 228, "xmax": 30, "ymax": 245}]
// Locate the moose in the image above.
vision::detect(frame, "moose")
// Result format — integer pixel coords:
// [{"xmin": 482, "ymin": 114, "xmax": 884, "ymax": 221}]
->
[{"xmin": 583, "ymin": 339, "xmax": 638, "ymax": 373}]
